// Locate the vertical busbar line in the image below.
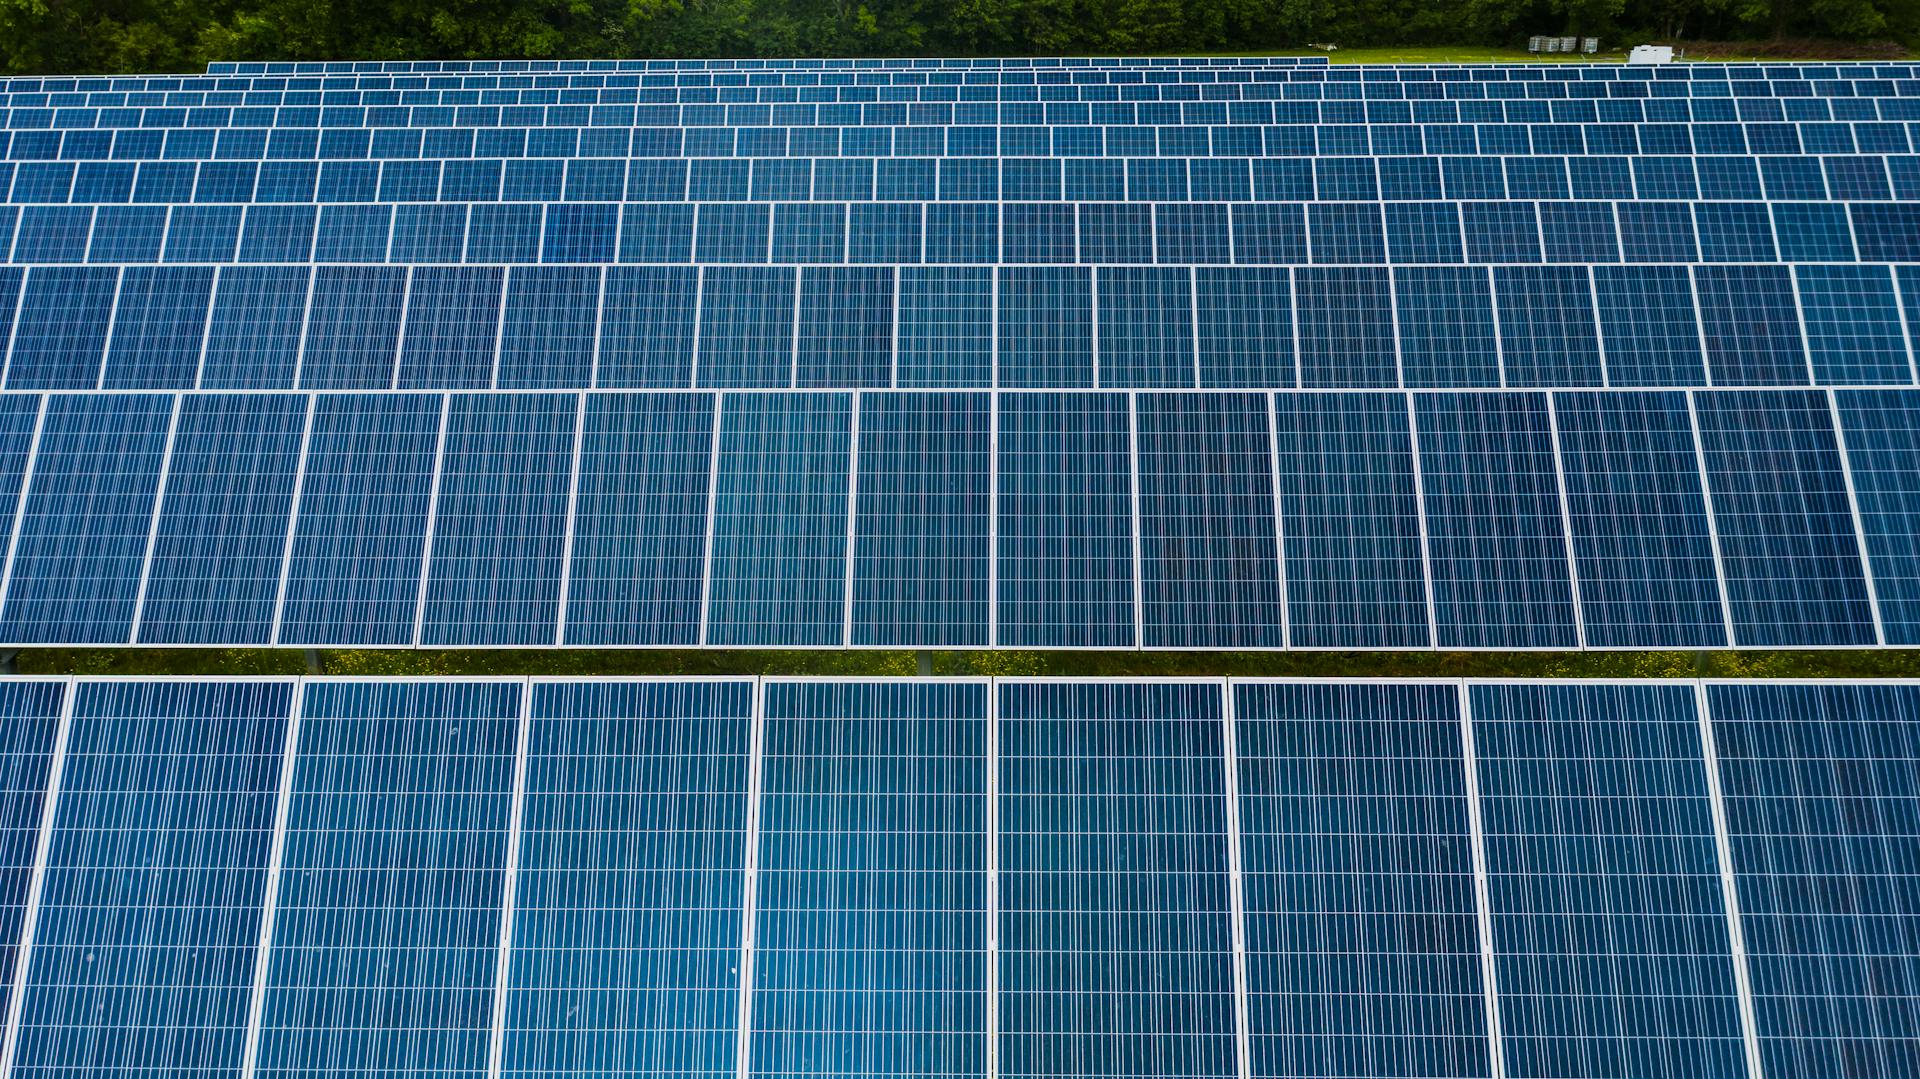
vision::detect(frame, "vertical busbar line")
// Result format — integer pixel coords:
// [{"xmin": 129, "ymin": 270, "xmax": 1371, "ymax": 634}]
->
[
  {"xmin": 92, "ymin": 267, "xmax": 125, "ymax": 392},
  {"xmin": 0, "ymin": 396, "xmax": 50, "ymax": 621},
  {"xmin": 1218, "ymin": 680, "xmax": 1254, "ymax": 1079},
  {"xmin": 1542, "ymin": 394, "xmax": 1588, "ymax": 650},
  {"xmin": 127, "ymin": 394, "xmax": 184, "ymax": 645},
  {"xmin": 411, "ymin": 394, "xmax": 453, "ymax": 648},
  {"xmin": 1485, "ymin": 265, "xmax": 1506, "ymax": 390},
  {"xmin": 552, "ymin": 394, "xmax": 589, "ymax": 647},
  {"xmin": 1692, "ymin": 682, "xmax": 1770, "ymax": 1079},
  {"xmin": 733, "ymin": 677, "xmax": 770, "ymax": 1079},
  {"xmin": 1689, "ymin": 266, "xmax": 1718, "ymax": 390},
  {"xmin": 586, "ymin": 267, "xmax": 606, "ymax": 391},
  {"xmin": 239, "ymin": 677, "xmax": 305, "ymax": 1079},
  {"xmin": 789, "ymin": 267, "xmax": 803, "ymax": 390},
  {"xmin": 1405, "ymin": 394, "xmax": 1442, "ymax": 650},
  {"xmin": 889, "ymin": 266, "xmax": 901, "ymax": 390},
  {"xmin": 1288, "ymin": 268, "xmax": 1302, "ymax": 390},
  {"xmin": 1886, "ymin": 264, "xmax": 1919, "ymax": 387},
  {"xmin": 1787, "ymin": 266, "xmax": 1817, "ymax": 388},
  {"xmin": 987, "ymin": 392, "xmax": 999, "ymax": 650},
  {"xmin": 1265, "ymin": 393, "xmax": 1291, "ymax": 650},
  {"xmin": 842, "ymin": 391, "xmax": 860, "ymax": 648},
  {"xmin": 1456, "ymin": 682, "xmax": 1507, "ymax": 1079},
  {"xmin": 1686, "ymin": 390, "xmax": 1740, "ymax": 648},
  {"xmin": 288, "ymin": 267, "xmax": 317, "ymax": 392},
  {"xmin": 486, "ymin": 679, "xmax": 536, "ymax": 1079},
  {"xmin": 984, "ymin": 678, "xmax": 999, "ymax": 1079},
  {"xmin": 1127, "ymin": 391, "xmax": 1144, "ymax": 649},
  {"xmin": 487, "ymin": 268, "xmax": 511, "ymax": 390},
  {"xmin": 1826, "ymin": 387, "xmax": 1888, "ymax": 647},
  {"xmin": 1586, "ymin": 265, "xmax": 1611, "ymax": 388},
  {"xmin": 1189, "ymin": 266, "xmax": 1202, "ymax": 389},
  {"xmin": 1386, "ymin": 268, "xmax": 1407, "ymax": 389},
  {"xmin": 0, "ymin": 268, "xmax": 31, "ymax": 388},
  {"xmin": 1090, "ymin": 268, "xmax": 1102, "ymax": 389},
  {"xmin": 989, "ymin": 267, "xmax": 1000, "ymax": 391},
  {"xmin": 389, "ymin": 267, "xmax": 414, "ymax": 391},
  {"xmin": 269, "ymin": 395, "xmax": 319, "ymax": 647},
  {"xmin": 698, "ymin": 394, "xmax": 724, "ymax": 648},
  {"xmin": 0, "ymin": 674, "xmax": 76, "ymax": 1079},
  {"xmin": 191, "ymin": 265, "xmax": 220, "ymax": 391},
  {"xmin": 688, "ymin": 269, "xmax": 706, "ymax": 389}
]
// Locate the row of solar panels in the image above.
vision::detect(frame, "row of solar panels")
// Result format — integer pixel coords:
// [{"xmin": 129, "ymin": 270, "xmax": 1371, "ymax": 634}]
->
[
  {"xmin": 0, "ymin": 387, "xmax": 1906, "ymax": 650},
  {"xmin": 10, "ymin": 200, "xmax": 1918, "ymax": 268},
  {"xmin": 2, "ymin": 262, "xmax": 1913, "ymax": 392},
  {"xmin": 0, "ymin": 675, "xmax": 1910, "ymax": 1079}
]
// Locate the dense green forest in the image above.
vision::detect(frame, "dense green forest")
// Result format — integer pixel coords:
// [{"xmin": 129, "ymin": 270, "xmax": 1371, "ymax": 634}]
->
[{"xmin": 1, "ymin": 0, "xmax": 1913, "ymax": 77}]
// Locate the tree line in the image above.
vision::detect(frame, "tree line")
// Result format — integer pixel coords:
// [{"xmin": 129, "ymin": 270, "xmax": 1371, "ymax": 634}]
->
[{"xmin": 1, "ymin": 0, "xmax": 1912, "ymax": 78}]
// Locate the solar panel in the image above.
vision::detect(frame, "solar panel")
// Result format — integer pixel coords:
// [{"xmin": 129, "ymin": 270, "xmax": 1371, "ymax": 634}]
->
[{"xmin": 0, "ymin": 674, "xmax": 1908, "ymax": 1077}]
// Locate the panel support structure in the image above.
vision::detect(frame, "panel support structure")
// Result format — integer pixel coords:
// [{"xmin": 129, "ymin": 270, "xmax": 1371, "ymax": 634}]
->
[
  {"xmin": 1692, "ymin": 682, "xmax": 1769, "ymax": 1079},
  {"xmin": 0, "ymin": 676, "xmax": 76, "ymax": 1079},
  {"xmin": 239, "ymin": 678, "xmax": 305, "ymax": 1079},
  {"xmin": 1456, "ymin": 682, "xmax": 1507, "ymax": 1079}
]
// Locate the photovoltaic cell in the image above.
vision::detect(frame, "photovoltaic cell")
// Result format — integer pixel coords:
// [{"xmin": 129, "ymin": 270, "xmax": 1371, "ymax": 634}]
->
[
  {"xmin": 257, "ymin": 680, "xmax": 519, "ymax": 1079},
  {"xmin": 562, "ymin": 392, "xmax": 713, "ymax": 646},
  {"xmin": 505, "ymin": 679, "xmax": 751, "ymax": 1079},
  {"xmin": 754, "ymin": 681, "xmax": 986, "ymax": 1079},
  {"xmin": 1234, "ymin": 681, "xmax": 1488, "ymax": 1079},
  {"xmin": 1413, "ymin": 392, "xmax": 1578, "ymax": 649},
  {"xmin": 1135, "ymin": 392, "xmax": 1283, "ymax": 648},
  {"xmin": 1551, "ymin": 390, "xmax": 1728, "ymax": 648},
  {"xmin": 998, "ymin": 681, "xmax": 1236, "ymax": 1079},
  {"xmin": 1692, "ymin": 389, "xmax": 1876, "ymax": 646},
  {"xmin": 1268, "ymin": 392, "xmax": 1429, "ymax": 649},
  {"xmin": 706, "ymin": 392, "xmax": 851, "ymax": 646},
  {"xmin": 13, "ymin": 680, "xmax": 290, "ymax": 1079},
  {"xmin": 1472, "ymin": 683, "xmax": 1748, "ymax": 1079},
  {"xmin": 995, "ymin": 392, "xmax": 1134, "ymax": 648},
  {"xmin": 1833, "ymin": 389, "xmax": 1920, "ymax": 644},
  {"xmin": 850, "ymin": 391, "xmax": 991, "ymax": 647},
  {"xmin": 137, "ymin": 393, "xmax": 307, "ymax": 645},
  {"xmin": 1708, "ymin": 681, "xmax": 1920, "ymax": 1079}
]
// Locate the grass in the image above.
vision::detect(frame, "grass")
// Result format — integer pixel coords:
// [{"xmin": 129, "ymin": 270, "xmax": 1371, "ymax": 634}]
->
[{"xmin": 16, "ymin": 647, "xmax": 1920, "ymax": 679}]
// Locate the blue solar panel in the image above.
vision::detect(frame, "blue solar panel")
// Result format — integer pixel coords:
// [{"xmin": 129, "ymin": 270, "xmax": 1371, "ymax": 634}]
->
[
  {"xmin": 754, "ymin": 680, "xmax": 986, "ymax": 1078},
  {"xmin": 998, "ymin": 680, "xmax": 1236, "ymax": 1079},
  {"xmin": 1472, "ymin": 683, "xmax": 1749, "ymax": 1079},
  {"xmin": 1395, "ymin": 267, "xmax": 1498, "ymax": 388},
  {"xmin": 1234, "ymin": 681, "xmax": 1487, "ymax": 1078},
  {"xmin": 507, "ymin": 679, "xmax": 751, "ymax": 1078},
  {"xmin": 258, "ymin": 680, "xmax": 518, "ymax": 1079},
  {"xmin": 13, "ymin": 680, "xmax": 289, "ymax": 1077},
  {"xmin": 1832, "ymin": 388, "xmax": 1920, "ymax": 643}
]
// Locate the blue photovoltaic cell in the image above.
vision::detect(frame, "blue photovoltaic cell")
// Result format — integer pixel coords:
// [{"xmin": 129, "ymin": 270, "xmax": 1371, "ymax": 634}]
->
[
  {"xmin": 1834, "ymin": 389, "xmax": 1920, "ymax": 644},
  {"xmin": 258, "ymin": 680, "xmax": 519, "ymax": 1079},
  {"xmin": 1473, "ymin": 683, "xmax": 1747, "ymax": 1079},
  {"xmin": 1098, "ymin": 267, "xmax": 1194, "ymax": 389},
  {"xmin": 600, "ymin": 266, "xmax": 696, "ymax": 388},
  {"xmin": 201, "ymin": 265, "xmax": 308, "ymax": 389},
  {"xmin": 1592, "ymin": 265, "xmax": 1708, "ymax": 387},
  {"xmin": 299, "ymin": 266, "xmax": 404, "ymax": 390},
  {"xmin": 1551, "ymin": 391, "xmax": 1728, "ymax": 648},
  {"xmin": 138, "ymin": 393, "xmax": 307, "ymax": 645},
  {"xmin": 505, "ymin": 679, "xmax": 751, "ymax": 1079},
  {"xmin": 996, "ymin": 392, "xmax": 1134, "ymax": 648},
  {"xmin": 1413, "ymin": 392, "xmax": 1579, "ymax": 649},
  {"xmin": 1796, "ymin": 265, "xmax": 1912, "ymax": 386},
  {"xmin": 497, "ymin": 266, "xmax": 598, "ymax": 390},
  {"xmin": 1269, "ymin": 392, "xmax": 1429, "ymax": 649},
  {"xmin": 563, "ymin": 392, "xmax": 713, "ymax": 646},
  {"xmin": 797, "ymin": 266, "xmax": 892, "ymax": 388},
  {"xmin": 1135, "ymin": 392, "xmax": 1283, "ymax": 648},
  {"xmin": 1295, "ymin": 269, "xmax": 1396, "ymax": 389},
  {"xmin": 1696, "ymin": 265, "xmax": 1810, "ymax": 387},
  {"xmin": 1708, "ymin": 682, "xmax": 1920, "ymax": 1079},
  {"xmin": 1693, "ymin": 389, "xmax": 1877, "ymax": 646},
  {"xmin": 99, "ymin": 265, "xmax": 213, "ymax": 390},
  {"xmin": 706, "ymin": 392, "xmax": 851, "ymax": 646},
  {"xmin": 0, "ymin": 393, "xmax": 172, "ymax": 644},
  {"xmin": 5, "ymin": 267, "xmax": 115, "ymax": 390},
  {"xmin": 999, "ymin": 681, "xmax": 1236, "ymax": 1079},
  {"xmin": 277, "ymin": 393, "xmax": 442, "ymax": 646},
  {"xmin": 998, "ymin": 267, "xmax": 1093, "ymax": 389},
  {"xmin": 1195, "ymin": 268, "xmax": 1293, "ymax": 389},
  {"xmin": 754, "ymin": 681, "xmax": 987, "ymax": 1079},
  {"xmin": 699, "ymin": 267, "xmax": 796, "ymax": 389},
  {"xmin": 398, "ymin": 267, "xmax": 505, "ymax": 390},
  {"xmin": 851, "ymin": 391, "xmax": 991, "ymax": 647},
  {"xmin": 1234, "ymin": 681, "xmax": 1488, "ymax": 1079},
  {"xmin": 1494, "ymin": 266, "xmax": 1604, "ymax": 388},
  {"xmin": 13, "ymin": 680, "xmax": 290, "ymax": 1079},
  {"xmin": 897, "ymin": 267, "xmax": 991, "ymax": 388},
  {"xmin": 0, "ymin": 679, "xmax": 62, "ymax": 1027},
  {"xmin": 421, "ymin": 393, "xmax": 577, "ymax": 646},
  {"xmin": 1394, "ymin": 267, "xmax": 1498, "ymax": 389}
]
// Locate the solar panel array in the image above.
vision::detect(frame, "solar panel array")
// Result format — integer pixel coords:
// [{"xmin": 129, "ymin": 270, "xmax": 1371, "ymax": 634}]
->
[
  {"xmin": 0, "ymin": 674, "xmax": 1912, "ymax": 1079},
  {"xmin": 0, "ymin": 54, "xmax": 1914, "ymax": 650}
]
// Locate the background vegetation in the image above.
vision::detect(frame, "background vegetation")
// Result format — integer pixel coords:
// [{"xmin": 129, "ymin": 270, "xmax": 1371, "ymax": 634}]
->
[{"xmin": 0, "ymin": 0, "xmax": 1913, "ymax": 77}]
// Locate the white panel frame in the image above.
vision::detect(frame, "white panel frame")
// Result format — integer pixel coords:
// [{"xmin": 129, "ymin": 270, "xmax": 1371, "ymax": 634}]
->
[
  {"xmin": 0, "ymin": 675, "xmax": 75, "ymax": 1079},
  {"xmin": 1692, "ymin": 681, "xmax": 1770, "ymax": 1079}
]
